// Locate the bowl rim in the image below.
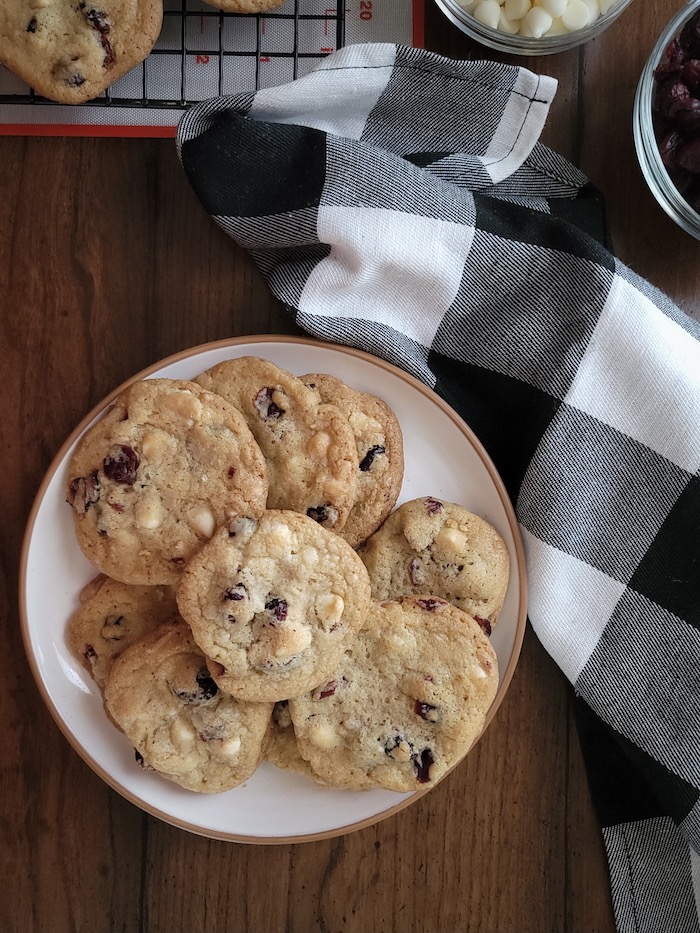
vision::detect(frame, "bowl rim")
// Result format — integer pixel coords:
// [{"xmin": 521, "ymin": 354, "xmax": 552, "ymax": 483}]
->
[{"xmin": 633, "ymin": 0, "xmax": 700, "ymax": 240}]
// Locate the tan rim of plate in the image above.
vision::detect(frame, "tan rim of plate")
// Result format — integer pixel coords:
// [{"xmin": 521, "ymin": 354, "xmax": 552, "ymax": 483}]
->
[{"xmin": 19, "ymin": 334, "xmax": 528, "ymax": 845}]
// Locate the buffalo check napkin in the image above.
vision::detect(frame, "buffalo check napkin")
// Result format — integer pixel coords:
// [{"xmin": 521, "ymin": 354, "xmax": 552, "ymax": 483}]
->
[{"xmin": 176, "ymin": 44, "xmax": 700, "ymax": 933}]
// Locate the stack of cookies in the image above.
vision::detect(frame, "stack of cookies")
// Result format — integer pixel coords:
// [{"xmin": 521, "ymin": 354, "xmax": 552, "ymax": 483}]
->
[
  {"xmin": 66, "ymin": 356, "xmax": 509, "ymax": 795},
  {"xmin": 0, "ymin": 0, "xmax": 286, "ymax": 104}
]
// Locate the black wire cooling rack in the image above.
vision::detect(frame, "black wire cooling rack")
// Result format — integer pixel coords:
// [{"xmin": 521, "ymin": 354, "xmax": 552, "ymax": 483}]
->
[{"xmin": 0, "ymin": 0, "xmax": 346, "ymax": 110}]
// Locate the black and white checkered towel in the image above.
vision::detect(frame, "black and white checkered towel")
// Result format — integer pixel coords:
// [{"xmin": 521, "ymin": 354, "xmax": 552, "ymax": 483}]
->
[{"xmin": 177, "ymin": 44, "xmax": 700, "ymax": 933}]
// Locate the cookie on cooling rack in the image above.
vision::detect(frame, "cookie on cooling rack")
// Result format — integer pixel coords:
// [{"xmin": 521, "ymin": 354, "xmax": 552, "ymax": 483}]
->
[
  {"xmin": 0, "ymin": 0, "xmax": 162, "ymax": 104},
  {"xmin": 301, "ymin": 373, "xmax": 404, "ymax": 549},
  {"xmin": 195, "ymin": 357, "xmax": 358, "ymax": 533},
  {"xmin": 67, "ymin": 574, "xmax": 181, "ymax": 691},
  {"xmin": 175, "ymin": 510, "xmax": 372, "ymax": 703},
  {"xmin": 359, "ymin": 497, "xmax": 510, "ymax": 633},
  {"xmin": 289, "ymin": 595, "xmax": 499, "ymax": 793},
  {"xmin": 66, "ymin": 378, "xmax": 268, "ymax": 586},
  {"xmin": 104, "ymin": 622, "xmax": 274, "ymax": 794}
]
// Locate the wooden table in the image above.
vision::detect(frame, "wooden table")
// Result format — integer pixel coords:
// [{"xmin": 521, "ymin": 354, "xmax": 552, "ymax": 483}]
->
[{"xmin": 1, "ymin": 2, "xmax": 695, "ymax": 931}]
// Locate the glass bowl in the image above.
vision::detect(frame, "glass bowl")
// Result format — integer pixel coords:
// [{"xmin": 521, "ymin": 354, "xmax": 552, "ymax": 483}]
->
[
  {"xmin": 431, "ymin": 0, "xmax": 636, "ymax": 55},
  {"xmin": 633, "ymin": 0, "xmax": 700, "ymax": 240}
]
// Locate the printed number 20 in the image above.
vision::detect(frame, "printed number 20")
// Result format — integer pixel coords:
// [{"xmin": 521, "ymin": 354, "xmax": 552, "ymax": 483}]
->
[{"xmin": 360, "ymin": 0, "xmax": 372, "ymax": 20}]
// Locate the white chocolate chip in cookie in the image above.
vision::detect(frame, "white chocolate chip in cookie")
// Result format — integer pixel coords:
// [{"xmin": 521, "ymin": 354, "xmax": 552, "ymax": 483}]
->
[
  {"xmin": 315, "ymin": 594, "xmax": 344, "ymax": 627},
  {"xmin": 434, "ymin": 526, "xmax": 470, "ymax": 558},
  {"xmin": 307, "ymin": 432, "xmax": 331, "ymax": 460},
  {"xmin": 134, "ymin": 494, "xmax": 163, "ymax": 530},
  {"xmin": 170, "ymin": 717, "xmax": 197, "ymax": 753},
  {"xmin": 267, "ymin": 521, "xmax": 293, "ymax": 557},
  {"xmin": 307, "ymin": 718, "xmax": 340, "ymax": 750},
  {"xmin": 272, "ymin": 624, "xmax": 313, "ymax": 659},
  {"xmin": 218, "ymin": 735, "xmax": 242, "ymax": 759},
  {"xmin": 189, "ymin": 505, "xmax": 216, "ymax": 539},
  {"xmin": 160, "ymin": 388, "xmax": 203, "ymax": 425}
]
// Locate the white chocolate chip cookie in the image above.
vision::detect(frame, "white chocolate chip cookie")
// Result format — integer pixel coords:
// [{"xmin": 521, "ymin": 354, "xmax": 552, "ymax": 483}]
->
[
  {"xmin": 195, "ymin": 357, "xmax": 358, "ymax": 532},
  {"xmin": 289, "ymin": 596, "xmax": 499, "ymax": 792},
  {"xmin": 301, "ymin": 372, "xmax": 404, "ymax": 548},
  {"xmin": 104, "ymin": 622, "xmax": 273, "ymax": 793},
  {"xmin": 175, "ymin": 510, "xmax": 372, "ymax": 702},
  {"xmin": 359, "ymin": 497, "xmax": 510, "ymax": 631},
  {"xmin": 66, "ymin": 378, "xmax": 268, "ymax": 585}
]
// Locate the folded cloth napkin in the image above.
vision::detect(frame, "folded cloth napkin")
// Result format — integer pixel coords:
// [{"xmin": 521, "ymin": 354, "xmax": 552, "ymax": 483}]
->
[{"xmin": 176, "ymin": 44, "xmax": 700, "ymax": 933}]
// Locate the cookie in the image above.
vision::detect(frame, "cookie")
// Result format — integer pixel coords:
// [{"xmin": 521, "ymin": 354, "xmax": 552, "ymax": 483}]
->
[
  {"xmin": 175, "ymin": 510, "xmax": 372, "ymax": 702},
  {"xmin": 0, "ymin": 0, "xmax": 162, "ymax": 105},
  {"xmin": 289, "ymin": 596, "xmax": 499, "ymax": 792},
  {"xmin": 263, "ymin": 701, "xmax": 320, "ymax": 781},
  {"xmin": 66, "ymin": 378, "xmax": 268, "ymax": 585},
  {"xmin": 195, "ymin": 357, "xmax": 358, "ymax": 533},
  {"xmin": 359, "ymin": 497, "xmax": 510, "ymax": 632},
  {"xmin": 104, "ymin": 622, "xmax": 274, "ymax": 793},
  {"xmin": 203, "ymin": 0, "xmax": 285, "ymax": 11},
  {"xmin": 67, "ymin": 574, "xmax": 180, "ymax": 690},
  {"xmin": 301, "ymin": 373, "xmax": 404, "ymax": 548}
]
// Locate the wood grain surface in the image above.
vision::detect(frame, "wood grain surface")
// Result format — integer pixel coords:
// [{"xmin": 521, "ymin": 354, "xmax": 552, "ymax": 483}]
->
[{"xmin": 0, "ymin": 2, "xmax": 694, "ymax": 931}]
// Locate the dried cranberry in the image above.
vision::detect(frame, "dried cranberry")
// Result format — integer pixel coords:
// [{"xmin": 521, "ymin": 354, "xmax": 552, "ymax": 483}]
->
[
  {"xmin": 67, "ymin": 471, "xmax": 100, "ymax": 514},
  {"xmin": 82, "ymin": 6, "xmax": 115, "ymax": 67},
  {"xmin": 227, "ymin": 465, "xmax": 236, "ymax": 478},
  {"xmin": 409, "ymin": 557, "xmax": 423, "ymax": 585},
  {"xmin": 675, "ymin": 136, "xmax": 700, "ymax": 172},
  {"xmin": 414, "ymin": 700, "xmax": 439, "ymax": 722},
  {"xmin": 680, "ymin": 10, "xmax": 700, "ymax": 58},
  {"xmin": 655, "ymin": 79, "xmax": 690, "ymax": 121},
  {"xmin": 668, "ymin": 96, "xmax": 700, "ymax": 133},
  {"xmin": 313, "ymin": 677, "xmax": 348, "ymax": 700},
  {"xmin": 103, "ymin": 445, "xmax": 139, "ymax": 485},
  {"xmin": 359, "ymin": 445, "xmax": 386, "ymax": 471},
  {"xmin": 253, "ymin": 387, "xmax": 285, "ymax": 421},
  {"xmin": 224, "ymin": 584, "xmax": 246, "ymax": 601},
  {"xmin": 26, "ymin": 16, "xmax": 37, "ymax": 32},
  {"xmin": 425, "ymin": 497, "xmax": 443, "ymax": 515},
  {"xmin": 265, "ymin": 597, "xmax": 288, "ymax": 623},
  {"xmin": 475, "ymin": 616, "xmax": 493, "ymax": 636},
  {"xmin": 682, "ymin": 60, "xmax": 700, "ymax": 94},
  {"xmin": 172, "ymin": 667, "xmax": 218, "ymax": 703},
  {"xmin": 306, "ymin": 504, "xmax": 339, "ymax": 528},
  {"xmin": 415, "ymin": 597, "xmax": 448, "ymax": 612},
  {"xmin": 414, "ymin": 748, "xmax": 435, "ymax": 783}
]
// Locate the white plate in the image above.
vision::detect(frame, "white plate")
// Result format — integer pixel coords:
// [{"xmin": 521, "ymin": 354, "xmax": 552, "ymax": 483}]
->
[{"xmin": 20, "ymin": 336, "xmax": 527, "ymax": 843}]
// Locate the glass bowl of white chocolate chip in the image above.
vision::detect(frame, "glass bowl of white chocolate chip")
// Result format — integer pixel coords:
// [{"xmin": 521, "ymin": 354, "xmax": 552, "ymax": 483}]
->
[{"xmin": 432, "ymin": 0, "xmax": 635, "ymax": 54}]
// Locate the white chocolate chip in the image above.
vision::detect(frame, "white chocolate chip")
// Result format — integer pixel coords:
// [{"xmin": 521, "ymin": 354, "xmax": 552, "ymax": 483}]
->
[
  {"xmin": 170, "ymin": 717, "xmax": 197, "ymax": 753},
  {"xmin": 521, "ymin": 5, "xmax": 552, "ymax": 34},
  {"xmin": 266, "ymin": 521, "xmax": 293, "ymax": 557},
  {"xmin": 160, "ymin": 389, "xmax": 202, "ymax": 425},
  {"xmin": 299, "ymin": 545, "xmax": 319, "ymax": 569},
  {"xmin": 307, "ymin": 718, "xmax": 340, "ymax": 750},
  {"xmin": 540, "ymin": 0, "xmax": 567, "ymax": 14},
  {"xmin": 273, "ymin": 624, "xmax": 312, "ymax": 658},
  {"xmin": 504, "ymin": 0, "xmax": 531, "ymax": 20},
  {"xmin": 306, "ymin": 432, "xmax": 331, "ymax": 460},
  {"xmin": 218, "ymin": 736, "xmax": 242, "ymax": 758},
  {"xmin": 473, "ymin": 0, "xmax": 501, "ymax": 27},
  {"xmin": 133, "ymin": 495, "xmax": 163, "ymax": 530},
  {"xmin": 189, "ymin": 506, "xmax": 216, "ymax": 539},
  {"xmin": 140, "ymin": 430, "xmax": 162, "ymax": 461},
  {"xmin": 434, "ymin": 526, "xmax": 469, "ymax": 558},
  {"xmin": 498, "ymin": 10, "xmax": 521, "ymax": 33},
  {"xmin": 315, "ymin": 593, "xmax": 345, "ymax": 627},
  {"xmin": 561, "ymin": 0, "xmax": 590, "ymax": 30}
]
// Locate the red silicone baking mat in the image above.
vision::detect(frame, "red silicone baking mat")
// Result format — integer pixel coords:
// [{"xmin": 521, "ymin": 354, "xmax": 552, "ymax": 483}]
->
[{"xmin": 0, "ymin": 0, "xmax": 423, "ymax": 136}]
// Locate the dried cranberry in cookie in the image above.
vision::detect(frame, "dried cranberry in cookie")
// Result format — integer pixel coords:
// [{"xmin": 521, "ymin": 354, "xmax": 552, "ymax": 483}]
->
[
  {"xmin": 66, "ymin": 378, "xmax": 268, "ymax": 585},
  {"xmin": 359, "ymin": 497, "xmax": 510, "ymax": 629},
  {"xmin": 175, "ymin": 510, "xmax": 372, "ymax": 703},
  {"xmin": 195, "ymin": 358, "xmax": 358, "ymax": 533},
  {"xmin": 104, "ymin": 623, "xmax": 273, "ymax": 793},
  {"xmin": 0, "ymin": 0, "xmax": 162, "ymax": 104},
  {"xmin": 301, "ymin": 372, "xmax": 404, "ymax": 548},
  {"xmin": 67, "ymin": 574, "xmax": 181, "ymax": 691},
  {"xmin": 289, "ymin": 596, "xmax": 499, "ymax": 792}
]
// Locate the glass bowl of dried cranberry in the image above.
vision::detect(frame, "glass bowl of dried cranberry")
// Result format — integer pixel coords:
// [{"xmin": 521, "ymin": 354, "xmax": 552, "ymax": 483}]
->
[
  {"xmin": 432, "ymin": 0, "xmax": 635, "ymax": 55},
  {"xmin": 634, "ymin": 0, "xmax": 700, "ymax": 239}
]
